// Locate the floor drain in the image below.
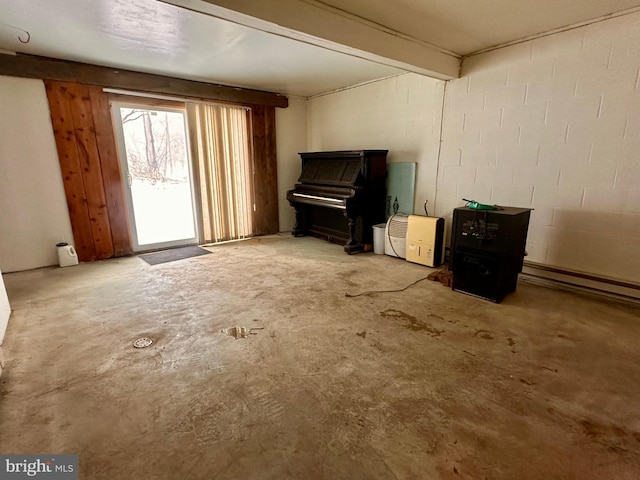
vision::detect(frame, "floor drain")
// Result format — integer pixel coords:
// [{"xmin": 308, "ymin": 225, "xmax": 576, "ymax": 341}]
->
[{"xmin": 133, "ymin": 337, "xmax": 153, "ymax": 348}]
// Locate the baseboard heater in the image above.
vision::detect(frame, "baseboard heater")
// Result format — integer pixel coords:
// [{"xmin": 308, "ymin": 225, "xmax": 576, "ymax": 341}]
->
[{"xmin": 520, "ymin": 261, "xmax": 640, "ymax": 304}]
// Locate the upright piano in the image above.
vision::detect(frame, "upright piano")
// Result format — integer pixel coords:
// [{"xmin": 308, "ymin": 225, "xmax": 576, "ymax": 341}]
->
[{"xmin": 286, "ymin": 150, "xmax": 388, "ymax": 254}]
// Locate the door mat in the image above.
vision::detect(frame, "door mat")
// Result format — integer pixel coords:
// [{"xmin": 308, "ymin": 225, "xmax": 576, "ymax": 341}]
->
[{"xmin": 139, "ymin": 246, "xmax": 212, "ymax": 265}]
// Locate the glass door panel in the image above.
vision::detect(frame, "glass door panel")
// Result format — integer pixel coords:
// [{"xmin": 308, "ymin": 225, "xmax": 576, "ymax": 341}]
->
[{"xmin": 112, "ymin": 104, "xmax": 198, "ymax": 251}]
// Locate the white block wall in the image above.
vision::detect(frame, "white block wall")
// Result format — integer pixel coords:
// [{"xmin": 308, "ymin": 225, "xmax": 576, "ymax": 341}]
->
[
  {"xmin": 0, "ymin": 76, "xmax": 75, "ymax": 273},
  {"xmin": 276, "ymin": 96, "xmax": 308, "ymax": 232},
  {"xmin": 307, "ymin": 73, "xmax": 445, "ymax": 215},
  {"xmin": 438, "ymin": 13, "xmax": 640, "ymax": 284}
]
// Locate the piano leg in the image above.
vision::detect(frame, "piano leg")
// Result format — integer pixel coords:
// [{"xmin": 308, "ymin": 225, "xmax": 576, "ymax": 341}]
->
[
  {"xmin": 291, "ymin": 205, "xmax": 306, "ymax": 237},
  {"xmin": 343, "ymin": 213, "xmax": 363, "ymax": 254}
]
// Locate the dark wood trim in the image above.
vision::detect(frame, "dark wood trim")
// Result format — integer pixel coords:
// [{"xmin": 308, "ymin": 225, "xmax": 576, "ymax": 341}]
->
[
  {"xmin": 1, "ymin": 53, "xmax": 288, "ymax": 108},
  {"xmin": 250, "ymin": 105, "xmax": 279, "ymax": 235}
]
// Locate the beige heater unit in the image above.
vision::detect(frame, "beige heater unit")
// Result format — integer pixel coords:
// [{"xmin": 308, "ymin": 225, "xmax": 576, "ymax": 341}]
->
[{"xmin": 406, "ymin": 215, "xmax": 445, "ymax": 267}]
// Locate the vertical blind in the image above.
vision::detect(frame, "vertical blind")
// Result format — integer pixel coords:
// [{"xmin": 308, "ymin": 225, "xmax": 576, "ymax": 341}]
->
[{"xmin": 187, "ymin": 103, "xmax": 254, "ymax": 244}]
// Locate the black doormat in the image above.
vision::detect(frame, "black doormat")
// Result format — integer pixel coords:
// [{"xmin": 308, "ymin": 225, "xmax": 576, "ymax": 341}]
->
[{"xmin": 139, "ymin": 246, "xmax": 212, "ymax": 266}]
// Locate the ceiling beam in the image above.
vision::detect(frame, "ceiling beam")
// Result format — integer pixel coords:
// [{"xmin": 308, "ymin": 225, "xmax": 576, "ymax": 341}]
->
[
  {"xmin": 161, "ymin": 0, "xmax": 461, "ymax": 80},
  {"xmin": 0, "ymin": 53, "xmax": 289, "ymax": 108}
]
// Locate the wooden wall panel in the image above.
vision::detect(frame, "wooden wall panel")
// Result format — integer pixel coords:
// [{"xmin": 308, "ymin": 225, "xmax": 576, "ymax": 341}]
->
[
  {"xmin": 250, "ymin": 105, "xmax": 279, "ymax": 235},
  {"xmin": 67, "ymin": 84, "xmax": 115, "ymax": 259},
  {"xmin": 45, "ymin": 80, "xmax": 131, "ymax": 261},
  {"xmin": 45, "ymin": 82, "xmax": 97, "ymax": 262},
  {"xmin": 89, "ymin": 88, "xmax": 132, "ymax": 257}
]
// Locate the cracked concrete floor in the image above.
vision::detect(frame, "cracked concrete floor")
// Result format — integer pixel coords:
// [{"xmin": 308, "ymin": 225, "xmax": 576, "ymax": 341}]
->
[{"xmin": 1, "ymin": 234, "xmax": 639, "ymax": 479}]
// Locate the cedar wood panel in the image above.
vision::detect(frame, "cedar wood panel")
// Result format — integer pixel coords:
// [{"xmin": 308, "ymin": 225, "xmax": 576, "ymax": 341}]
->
[
  {"xmin": 45, "ymin": 80, "xmax": 130, "ymax": 261},
  {"xmin": 45, "ymin": 81, "xmax": 98, "ymax": 262},
  {"xmin": 67, "ymin": 83, "xmax": 115, "ymax": 259},
  {"xmin": 89, "ymin": 88, "xmax": 132, "ymax": 257}
]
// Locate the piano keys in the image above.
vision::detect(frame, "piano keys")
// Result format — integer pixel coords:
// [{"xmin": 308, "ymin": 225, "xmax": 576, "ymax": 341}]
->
[{"xmin": 286, "ymin": 150, "xmax": 388, "ymax": 254}]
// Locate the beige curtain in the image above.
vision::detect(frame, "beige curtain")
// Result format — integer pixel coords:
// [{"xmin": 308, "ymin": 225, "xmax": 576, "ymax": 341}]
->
[{"xmin": 187, "ymin": 103, "xmax": 254, "ymax": 243}]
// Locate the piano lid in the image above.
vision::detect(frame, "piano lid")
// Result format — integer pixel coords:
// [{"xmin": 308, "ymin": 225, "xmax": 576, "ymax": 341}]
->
[
  {"xmin": 298, "ymin": 158, "xmax": 361, "ymax": 187},
  {"xmin": 295, "ymin": 150, "xmax": 388, "ymax": 187}
]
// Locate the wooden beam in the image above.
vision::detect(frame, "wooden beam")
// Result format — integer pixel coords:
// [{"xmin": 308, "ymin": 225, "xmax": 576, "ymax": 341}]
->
[
  {"xmin": 163, "ymin": 0, "xmax": 460, "ymax": 80},
  {"xmin": 0, "ymin": 53, "xmax": 289, "ymax": 108}
]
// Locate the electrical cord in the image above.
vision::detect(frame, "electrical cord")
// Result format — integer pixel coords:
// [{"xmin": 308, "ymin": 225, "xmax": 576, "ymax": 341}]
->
[
  {"xmin": 345, "ymin": 275, "xmax": 430, "ymax": 298},
  {"xmin": 358, "ymin": 208, "xmax": 430, "ymax": 297}
]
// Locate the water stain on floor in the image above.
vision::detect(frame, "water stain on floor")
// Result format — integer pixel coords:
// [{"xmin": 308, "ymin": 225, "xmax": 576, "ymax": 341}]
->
[
  {"xmin": 339, "ymin": 269, "xmax": 360, "ymax": 288},
  {"xmin": 474, "ymin": 329, "xmax": 494, "ymax": 340},
  {"xmin": 579, "ymin": 418, "xmax": 640, "ymax": 454},
  {"xmin": 380, "ymin": 309, "xmax": 444, "ymax": 337}
]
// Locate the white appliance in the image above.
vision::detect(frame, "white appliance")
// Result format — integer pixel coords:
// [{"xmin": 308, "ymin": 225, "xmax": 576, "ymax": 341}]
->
[
  {"xmin": 406, "ymin": 215, "xmax": 445, "ymax": 267},
  {"xmin": 384, "ymin": 214, "xmax": 409, "ymax": 258}
]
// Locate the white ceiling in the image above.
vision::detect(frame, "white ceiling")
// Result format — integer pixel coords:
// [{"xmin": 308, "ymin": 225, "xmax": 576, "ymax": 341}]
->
[
  {"xmin": 1, "ymin": 0, "xmax": 640, "ymax": 97},
  {"xmin": 0, "ymin": 0, "xmax": 404, "ymax": 97},
  {"xmin": 316, "ymin": 0, "xmax": 640, "ymax": 55}
]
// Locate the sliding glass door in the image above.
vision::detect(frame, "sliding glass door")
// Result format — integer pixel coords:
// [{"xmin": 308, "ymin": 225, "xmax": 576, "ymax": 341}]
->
[{"xmin": 111, "ymin": 103, "xmax": 198, "ymax": 252}]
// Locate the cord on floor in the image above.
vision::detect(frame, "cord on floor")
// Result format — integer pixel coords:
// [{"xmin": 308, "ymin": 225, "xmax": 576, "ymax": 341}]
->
[{"xmin": 345, "ymin": 275, "xmax": 431, "ymax": 298}]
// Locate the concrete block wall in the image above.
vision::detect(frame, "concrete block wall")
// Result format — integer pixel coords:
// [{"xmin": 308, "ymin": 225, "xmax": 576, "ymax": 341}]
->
[
  {"xmin": 438, "ymin": 13, "xmax": 640, "ymax": 284},
  {"xmin": 307, "ymin": 73, "xmax": 445, "ymax": 215}
]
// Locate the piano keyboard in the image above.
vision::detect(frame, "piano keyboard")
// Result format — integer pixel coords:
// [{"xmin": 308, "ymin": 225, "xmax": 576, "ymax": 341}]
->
[{"xmin": 291, "ymin": 192, "xmax": 346, "ymax": 209}]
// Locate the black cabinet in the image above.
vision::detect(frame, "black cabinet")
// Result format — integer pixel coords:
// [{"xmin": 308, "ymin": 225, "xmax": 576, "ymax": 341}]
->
[{"xmin": 450, "ymin": 206, "xmax": 532, "ymax": 302}]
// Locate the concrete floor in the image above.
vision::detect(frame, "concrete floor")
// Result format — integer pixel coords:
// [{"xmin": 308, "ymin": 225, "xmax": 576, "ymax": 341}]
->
[{"xmin": 1, "ymin": 234, "xmax": 639, "ymax": 479}]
